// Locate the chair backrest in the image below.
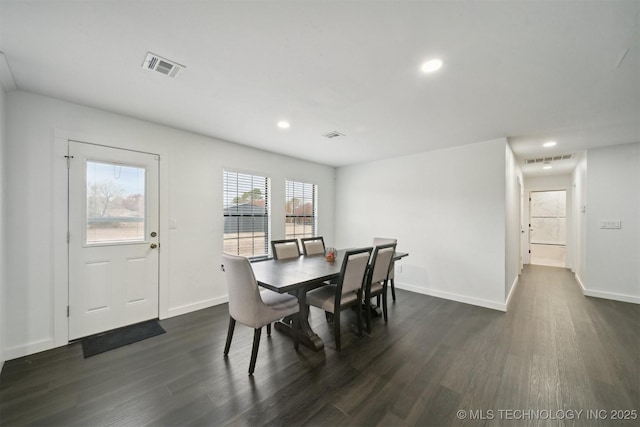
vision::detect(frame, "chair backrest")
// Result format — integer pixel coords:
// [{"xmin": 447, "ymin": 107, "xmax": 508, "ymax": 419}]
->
[
  {"xmin": 369, "ymin": 242, "xmax": 397, "ymax": 284},
  {"xmin": 221, "ymin": 253, "xmax": 265, "ymax": 327},
  {"xmin": 373, "ymin": 237, "xmax": 397, "ymax": 247},
  {"xmin": 300, "ymin": 236, "xmax": 325, "ymax": 256},
  {"xmin": 337, "ymin": 247, "xmax": 373, "ymax": 296},
  {"xmin": 271, "ymin": 239, "xmax": 301, "ymax": 260}
]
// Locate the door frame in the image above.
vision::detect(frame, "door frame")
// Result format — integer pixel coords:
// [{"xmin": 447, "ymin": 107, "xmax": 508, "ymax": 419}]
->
[
  {"xmin": 67, "ymin": 140, "xmax": 160, "ymax": 339},
  {"xmin": 52, "ymin": 129, "xmax": 170, "ymax": 347},
  {"xmin": 521, "ymin": 181, "xmax": 573, "ymax": 268},
  {"xmin": 528, "ymin": 189, "xmax": 567, "ymax": 267}
]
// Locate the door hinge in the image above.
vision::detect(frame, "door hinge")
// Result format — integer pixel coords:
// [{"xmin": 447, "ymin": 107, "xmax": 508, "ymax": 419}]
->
[
  {"xmin": 67, "ymin": 231, "xmax": 71, "ymax": 243},
  {"xmin": 67, "ymin": 306, "xmax": 70, "ymax": 317},
  {"xmin": 64, "ymin": 155, "xmax": 74, "ymax": 169},
  {"xmin": 529, "ymin": 250, "xmax": 531, "ymax": 254}
]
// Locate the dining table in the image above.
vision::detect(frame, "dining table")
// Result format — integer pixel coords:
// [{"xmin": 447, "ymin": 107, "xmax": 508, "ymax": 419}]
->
[{"xmin": 251, "ymin": 249, "xmax": 408, "ymax": 351}]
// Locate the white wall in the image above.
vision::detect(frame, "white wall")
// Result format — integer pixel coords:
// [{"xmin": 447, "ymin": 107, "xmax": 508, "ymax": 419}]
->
[
  {"xmin": 0, "ymin": 83, "xmax": 6, "ymax": 369},
  {"xmin": 335, "ymin": 138, "xmax": 509, "ymax": 311},
  {"xmin": 523, "ymin": 174, "xmax": 574, "ymax": 267},
  {"xmin": 4, "ymin": 90, "xmax": 336, "ymax": 359},
  {"xmin": 584, "ymin": 142, "xmax": 639, "ymax": 303},
  {"xmin": 505, "ymin": 143, "xmax": 523, "ymax": 304}
]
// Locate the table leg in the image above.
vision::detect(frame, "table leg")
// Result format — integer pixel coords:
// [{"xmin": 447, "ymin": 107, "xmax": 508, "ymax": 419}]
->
[{"xmin": 274, "ymin": 288, "xmax": 324, "ymax": 351}]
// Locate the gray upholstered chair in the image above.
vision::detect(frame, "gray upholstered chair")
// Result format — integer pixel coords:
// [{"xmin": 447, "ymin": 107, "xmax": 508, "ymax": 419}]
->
[
  {"xmin": 300, "ymin": 236, "xmax": 326, "ymax": 256},
  {"xmin": 364, "ymin": 242, "xmax": 396, "ymax": 333},
  {"xmin": 306, "ymin": 247, "xmax": 372, "ymax": 351},
  {"xmin": 271, "ymin": 239, "xmax": 301, "ymax": 260},
  {"xmin": 221, "ymin": 253, "xmax": 300, "ymax": 374},
  {"xmin": 373, "ymin": 237, "xmax": 398, "ymax": 301}
]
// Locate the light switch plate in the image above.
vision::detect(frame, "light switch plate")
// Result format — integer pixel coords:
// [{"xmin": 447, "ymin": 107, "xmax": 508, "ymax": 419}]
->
[{"xmin": 599, "ymin": 220, "xmax": 621, "ymax": 229}]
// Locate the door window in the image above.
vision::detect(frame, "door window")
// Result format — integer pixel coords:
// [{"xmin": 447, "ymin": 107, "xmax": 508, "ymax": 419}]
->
[{"xmin": 86, "ymin": 160, "xmax": 146, "ymax": 244}]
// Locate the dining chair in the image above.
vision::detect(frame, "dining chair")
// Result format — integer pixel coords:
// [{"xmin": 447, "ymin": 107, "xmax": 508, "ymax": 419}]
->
[
  {"xmin": 221, "ymin": 253, "xmax": 300, "ymax": 375},
  {"xmin": 271, "ymin": 239, "xmax": 301, "ymax": 260},
  {"xmin": 373, "ymin": 237, "xmax": 398, "ymax": 301},
  {"xmin": 300, "ymin": 236, "xmax": 326, "ymax": 256},
  {"xmin": 305, "ymin": 247, "xmax": 372, "ymax": 351},
  {"xmin": 364, "ymin": 242, "xmax": 396, "ymax": 333}
]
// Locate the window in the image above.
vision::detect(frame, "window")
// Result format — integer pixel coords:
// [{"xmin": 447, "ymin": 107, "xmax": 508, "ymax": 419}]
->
[
  {"xmin": 223, "ymin": 171, "xmax": 270, "ymax": 258},
  {"xmin": 86, "ymin": 160, "xmax": 146, "ymax": 244},
  {"xmin": 285, "ymin": 180, "xmax": 317, "ymax": 239}
]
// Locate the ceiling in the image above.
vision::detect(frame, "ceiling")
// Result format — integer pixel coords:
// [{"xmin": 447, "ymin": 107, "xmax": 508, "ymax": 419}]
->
[{"xmin": 1, "ymin": 1, "xmax": 638, "ymax": 175}]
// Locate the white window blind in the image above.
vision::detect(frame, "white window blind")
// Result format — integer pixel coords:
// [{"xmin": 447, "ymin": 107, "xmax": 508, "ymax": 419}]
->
[
  {"xmin": 285, "ymin": 180, "xmax": 317, "ymax": 240},
  {"xmin": 223, "ymin": 171, "xmax": 270, "ymax": 258}
]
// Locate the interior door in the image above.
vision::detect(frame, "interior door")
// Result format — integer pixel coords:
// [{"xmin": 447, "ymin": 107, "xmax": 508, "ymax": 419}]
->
[
  {"xmin": 529, "ymin": 190, "xmax": 566, "ymax": 268},
  {"xmin": 68, "ymin": 141, "xmax": 160, "ymax": 340}
]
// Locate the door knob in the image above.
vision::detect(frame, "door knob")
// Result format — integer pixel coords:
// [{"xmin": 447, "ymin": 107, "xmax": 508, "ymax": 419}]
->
[{"xmin": 150, "ymin": 243, "xmax": 158, "ymax": 249}]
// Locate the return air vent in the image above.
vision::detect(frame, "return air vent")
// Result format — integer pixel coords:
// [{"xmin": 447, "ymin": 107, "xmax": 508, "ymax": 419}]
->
[
  {"xmin": 322, "ymin": 131, "xmax": 345, "ymax": 139},
  {"xmin": 142, "ymin": 52, "xmax": 185, "ymax": 78},
  {"xmin": 525, "ymin": 154, "xmax": 573, "ymax": 165}
]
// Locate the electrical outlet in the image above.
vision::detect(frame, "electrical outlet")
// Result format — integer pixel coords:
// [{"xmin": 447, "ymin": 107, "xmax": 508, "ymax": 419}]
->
[{"xmin": 599, "ymin": 220, "xmax": 622, "ymax": 229}]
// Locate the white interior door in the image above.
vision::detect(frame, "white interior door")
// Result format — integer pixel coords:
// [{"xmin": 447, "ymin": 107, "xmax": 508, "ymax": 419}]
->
[
  {"xmin": 68, "ymin": 141, "xmax": 160, "ymax": 340},
  {"xmin": 529, "ymin": 190, "xmax": 567, "ymax": 268}
]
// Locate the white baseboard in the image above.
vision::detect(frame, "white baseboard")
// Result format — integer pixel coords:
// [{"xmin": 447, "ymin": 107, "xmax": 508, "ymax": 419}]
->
[
  {"xmin": 582, "ymin": 289, "xmax": 640, "ymax": 304},
  {"xmin": 165, "ymin": 295, "xmax": 228, "ymax": 319},
  {"xmin": 575, "ymin": 273, "xmax": 639, "ymax": 304},
  {"xmin": 505, "ymin": 275, "xmax": 520, "ymax": 311},
  {"xmin": 4, "ymin": 297, "xmax": 231, "ymax": 361},
  {"xmin": 575, "ymin": 273, "xmax": 586, "ymax": 292},
  {"xmin": 396, "ymin": 282, "xmax": 506, "ymax": 312},
  {"xmin": 4, "ymin": 338, "xmax": 55, "ymax": 361}
]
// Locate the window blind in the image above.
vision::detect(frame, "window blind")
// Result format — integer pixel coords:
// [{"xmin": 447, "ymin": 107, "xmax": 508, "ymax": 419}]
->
[
  {"xmin": 223, "ymin": 171, "xmax": 270, "ymax": 258},
  {"xmin": 285, "ymin": 180, "xmax": 317, "ymax": 240}
]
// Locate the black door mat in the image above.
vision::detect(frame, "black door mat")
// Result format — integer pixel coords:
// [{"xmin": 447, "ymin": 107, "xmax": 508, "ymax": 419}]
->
[{"xmin": 81, "ymin": 320, "xmax": 166, "ymax": 358}]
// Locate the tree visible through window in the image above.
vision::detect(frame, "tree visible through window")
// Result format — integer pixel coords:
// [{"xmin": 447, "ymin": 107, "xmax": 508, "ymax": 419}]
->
[
  {"xmin": 223, "ymin": 171, "xmax": 270, "ymax": 258},
  {"xmin": 285, "ymin": 180, "xmax": 317, "ymax": 239}
]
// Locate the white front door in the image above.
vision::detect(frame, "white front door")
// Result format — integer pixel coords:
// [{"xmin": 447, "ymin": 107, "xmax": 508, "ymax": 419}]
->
[{"xmin": 68, "ymin": 141, "xmax": 160, "ymax": 340}]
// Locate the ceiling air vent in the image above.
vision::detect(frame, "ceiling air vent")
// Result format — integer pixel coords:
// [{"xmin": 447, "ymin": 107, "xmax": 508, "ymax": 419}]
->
[
  {"xmin": 322, "ymin": 131, "xmax": 345, "ymax": 139},
  {"xmin": 142, "ymin": 52, "xmax": 185, "ymax": 78},
  {"xmin": 525, "ymin": 154, "xmax": 573, "ymax": 165}
]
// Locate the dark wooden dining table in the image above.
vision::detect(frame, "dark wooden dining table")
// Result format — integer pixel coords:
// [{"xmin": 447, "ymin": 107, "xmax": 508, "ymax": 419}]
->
[{"xmin": 251, "ymin": 250, "xmax": 408, "ymax": 351}]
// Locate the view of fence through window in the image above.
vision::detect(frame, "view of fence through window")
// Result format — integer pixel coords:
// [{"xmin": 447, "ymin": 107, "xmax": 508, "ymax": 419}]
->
[
  {"xmin": 223, "ymin": 171, "xmax": 270, "ymax": 257},
  {"xmin": 86, "ymin": 161, "xmax": 146, "ymax": 244},
  {"xmin": 285, "ymin": 180, "xmax": 317, "ymax": 240}
]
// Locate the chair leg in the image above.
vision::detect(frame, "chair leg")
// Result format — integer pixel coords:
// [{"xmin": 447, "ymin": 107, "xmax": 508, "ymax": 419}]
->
[
  {"xmin": 333, "ymin": 310, "xmax": 341, "ymax": 351},
  {"xmin": 390, "ymin": 278, "xmax": 396, "ymax": 302},
  {"xmin": 356, "ymin": 299, "xmax": 363, "ymax": 337},
  {"xmin": 249, "ymin": 327, "xmax": 262, "ymax": 375},
  {"xmin": 382, "ymin": 287, "xmax": 388, "ymax": 323},
  {"xmin": 293, "ymin": 313, "xmax": 299, "ymax": 351},
  {"xmin": 223, "ymin": 317, "xmax": 236, "ymax": 356},
  {"xmin": 365, "ymin": 297, "xmax": 372, "ymax": 334},
  {"xmin": 267, "ymin": 323, "xmax": 271, "ymax": 336}
]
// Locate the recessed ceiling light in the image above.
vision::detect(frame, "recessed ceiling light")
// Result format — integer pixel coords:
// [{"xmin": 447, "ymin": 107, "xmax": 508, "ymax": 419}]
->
[
  {"xmin": 543, "ymin": 164, "xmax": 553, "ymax": 170},
  {"xmin": 421, "ymin": 58, "xmax": 443, "ymax": 73},
  {"xmin": 543, "ymin": 141, "xmax": 557, "ymax": 147},
  {"xmin": 277, "ymin": 120, "xmax": 291, "ymax": 129}
]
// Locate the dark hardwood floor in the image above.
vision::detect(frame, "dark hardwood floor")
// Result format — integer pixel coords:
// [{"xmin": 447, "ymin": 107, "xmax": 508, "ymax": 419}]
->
[{"xmin": 1, "ymin": 265, "xmax": 638, "ymax": 426}]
